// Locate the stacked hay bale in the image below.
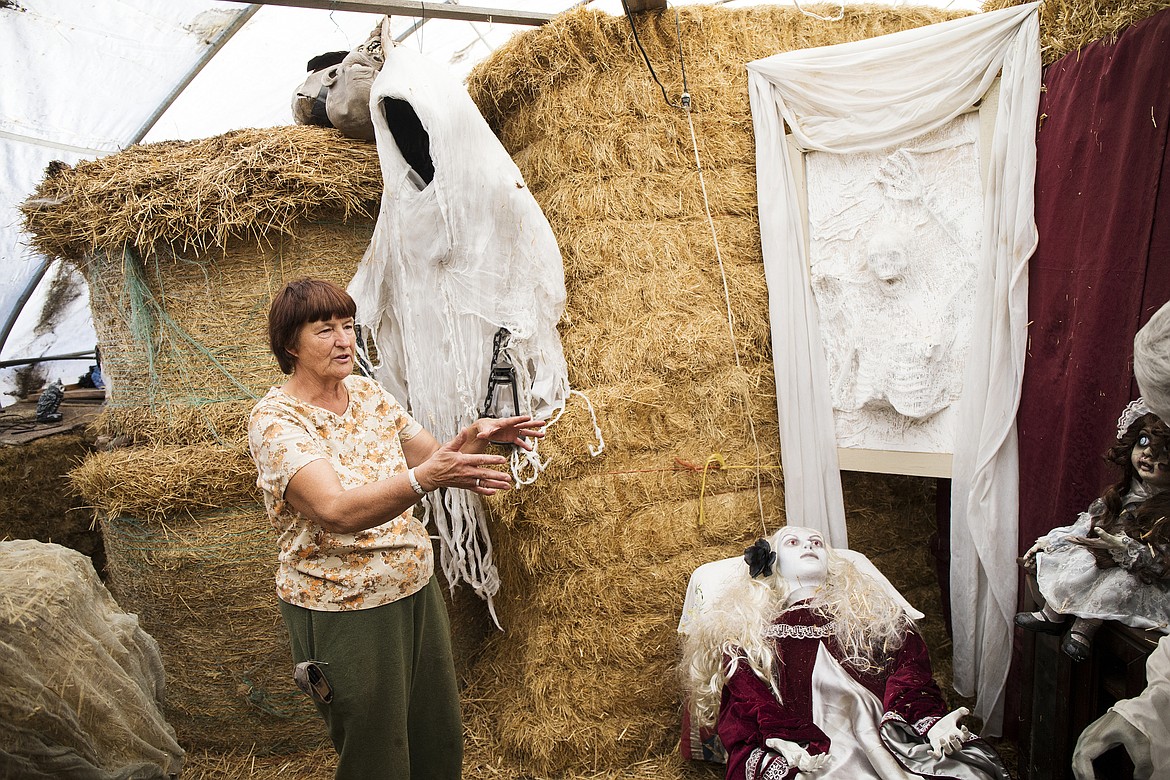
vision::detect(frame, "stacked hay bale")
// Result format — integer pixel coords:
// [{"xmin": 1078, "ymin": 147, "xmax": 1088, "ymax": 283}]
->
[
  {"xmin": 20, "ymin": 127, "xmax": 383, "ymax": 752},
  {"xmin": 984, "ymin": 0, "xmax": 1170, "ymax": 62},
  {"xmin": 462, "ymin": 5, "xmax": 962, "ymax": 775}
]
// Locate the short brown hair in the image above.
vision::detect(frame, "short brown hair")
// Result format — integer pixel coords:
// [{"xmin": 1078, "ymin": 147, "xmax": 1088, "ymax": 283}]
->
[{"xmin": 267, "ymin": 278, "xmax": 357, "ymax": 374}]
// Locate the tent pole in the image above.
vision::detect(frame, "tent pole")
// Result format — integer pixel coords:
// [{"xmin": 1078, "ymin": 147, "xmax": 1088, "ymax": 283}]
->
[
  {"xmin": 128, "ymin": 4, "xmax": 263, "ymax": 144},
  {"xmin": 0, "ymin": 258, "xmax": 51, "ymax": 360},
  {"xmin": 226, "ymin": 0, "xmax": 553, "ymax": 26}
]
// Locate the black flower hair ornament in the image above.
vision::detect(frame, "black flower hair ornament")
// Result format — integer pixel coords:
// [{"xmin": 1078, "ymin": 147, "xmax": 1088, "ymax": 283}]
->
[{"xmin": 744, "ymin": 538, "xmax": 776, "ymax": 579}]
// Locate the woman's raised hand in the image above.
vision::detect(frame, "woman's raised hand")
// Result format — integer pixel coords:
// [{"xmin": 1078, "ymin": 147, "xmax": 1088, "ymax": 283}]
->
[
  {"xmin": 475, "ymin": 415, "xmax": 547, "ymax": 451},
  {"xmin": 416, "ymin": 428, "xmax": 512, "ymax": 495}
]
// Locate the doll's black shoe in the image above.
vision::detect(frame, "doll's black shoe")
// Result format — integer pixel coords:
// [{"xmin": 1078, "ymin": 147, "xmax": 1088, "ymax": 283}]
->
[
  {"xmin": 1062, "ymin": 630, "xmax": 1092, "ymax": 662},
  {"xmin": 1014, "ymin": 611, "xmax": 1067, "ymax": 635}
]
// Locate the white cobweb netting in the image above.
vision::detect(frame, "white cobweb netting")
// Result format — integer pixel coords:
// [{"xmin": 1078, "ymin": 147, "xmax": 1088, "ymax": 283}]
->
[{"xmin": 0, "ymin": 539, "xmax": 184, "ymax": 779}]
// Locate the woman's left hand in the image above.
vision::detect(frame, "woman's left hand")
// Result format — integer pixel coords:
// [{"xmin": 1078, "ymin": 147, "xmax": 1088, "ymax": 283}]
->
[{"xmin": 475, "ymin": 416, "xmax": 547, "ymax": 451}]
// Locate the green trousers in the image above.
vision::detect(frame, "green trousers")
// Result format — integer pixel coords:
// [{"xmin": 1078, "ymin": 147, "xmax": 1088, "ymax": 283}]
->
[{"xmin": 279, "ymin": 576, "xmax": 463, "ymax": 780}]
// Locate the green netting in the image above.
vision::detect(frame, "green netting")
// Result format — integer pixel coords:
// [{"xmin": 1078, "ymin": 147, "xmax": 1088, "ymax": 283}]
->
[{"xmin": 79, "ymin": 218, "xmax": 373, "ymax": 443}]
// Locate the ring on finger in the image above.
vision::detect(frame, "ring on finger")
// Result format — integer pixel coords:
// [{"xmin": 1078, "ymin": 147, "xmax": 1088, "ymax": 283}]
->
[{"xmin": 475, "ymin": 478, "xmax": 481, "ymax": 488}]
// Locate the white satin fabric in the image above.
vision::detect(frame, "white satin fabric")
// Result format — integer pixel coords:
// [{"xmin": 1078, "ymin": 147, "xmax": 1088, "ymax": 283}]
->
[
  {"xmin": 747, "ymin": 4, "xmax": 1040, "ymax": 733},
  {"xmin": 811, "ymin": 642, "xmax": 915, "ymax": 779}
]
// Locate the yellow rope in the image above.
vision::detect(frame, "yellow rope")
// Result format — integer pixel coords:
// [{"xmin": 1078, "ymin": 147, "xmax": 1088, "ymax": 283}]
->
[{"xmin": 698, "ymin": 453, "xmax": 727, "ymax": 527}]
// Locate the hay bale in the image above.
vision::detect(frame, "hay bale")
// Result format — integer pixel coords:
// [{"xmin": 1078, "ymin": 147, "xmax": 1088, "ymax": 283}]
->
[
  {"xmin": 0, "ymin": 540, "xmax": 183, "ymax": 777},
  {"xmin": 0, "ymin": 433, "xmax": 102, "ymax": 570},
  {"xmin": 20, "ymin": 126, "xmax": 380, "ymax": 444},
  {"xmin": 100, "ymin": 504, "xmax": 327, "ymax": 753},
  {"xmin": 78, "ymin": 218, "xmax": 374, "ymax": 443},
  {"xmin": 983, "ymin": 0, "xmax": 1170, "ymax": 63},
  {"xmin": 22, "ymin": 126, "xmax": 380, "ymax": 263},
  {"xmin": 69, "ymin": 444, "xmax": 258, "ymax": 521},
  {"xmin": 460, "ymin": 6, "xmax": 968, "ymax": 772}
]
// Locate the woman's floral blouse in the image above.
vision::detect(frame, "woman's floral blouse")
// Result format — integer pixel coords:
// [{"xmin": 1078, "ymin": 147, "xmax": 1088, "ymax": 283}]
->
[{"xmin": 248, "ymin": 375, "xmax": 432, "ymax": 611}]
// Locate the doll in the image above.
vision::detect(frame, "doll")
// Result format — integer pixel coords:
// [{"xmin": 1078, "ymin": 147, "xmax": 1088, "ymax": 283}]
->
[
  {"xmin": 680, "ymin": 526, "xmax": 1009, "ymax": 780},
  {"xmin": 1016, "ymin": 399, "xmax": 1170, "ymax": 662}
]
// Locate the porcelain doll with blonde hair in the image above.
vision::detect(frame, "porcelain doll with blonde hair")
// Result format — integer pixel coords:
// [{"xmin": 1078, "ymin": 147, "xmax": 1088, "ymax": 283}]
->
[{"xmin": 680, "ymin": 526, "xmax": 1009, "ymax": 780}]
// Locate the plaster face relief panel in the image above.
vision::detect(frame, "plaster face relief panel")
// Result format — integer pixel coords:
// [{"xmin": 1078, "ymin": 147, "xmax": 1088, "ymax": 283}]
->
[{"xmin": 804, "ymin": 112, "xmax": 983, "ymax": 455}]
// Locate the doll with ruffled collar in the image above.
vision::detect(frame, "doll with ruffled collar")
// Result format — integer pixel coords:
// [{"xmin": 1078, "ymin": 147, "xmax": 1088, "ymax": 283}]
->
[
  {"xmin": 680, "ymin": 526, "xmax": 1009, "ymax": 780},
  {"xmin": 1016, "ymin": 398, "xmax": 1170, "ymax": 661}
]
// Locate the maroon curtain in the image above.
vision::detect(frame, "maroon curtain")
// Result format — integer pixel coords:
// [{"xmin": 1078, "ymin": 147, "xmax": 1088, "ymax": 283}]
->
[
  {"xmin": 1019, "ymin": 9, "xmax": 1170, "ymax": 561},
  {"xmin": 1009, "ymin": 7, "xmax": 1170, "ymax": 736}
]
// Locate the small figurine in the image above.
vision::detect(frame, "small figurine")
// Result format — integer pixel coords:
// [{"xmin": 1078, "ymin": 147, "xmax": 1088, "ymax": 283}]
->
[
  {"xmin": 680, "ymin": 526, "xmax": 1009, "ymax": 780},
  {"xmin": 35, "ymin": 379, "xmax": 64, "ymax": 423},
  {"xmin": 1016, "ymin": 398, "xmax": 1170, "ymax": 661}
]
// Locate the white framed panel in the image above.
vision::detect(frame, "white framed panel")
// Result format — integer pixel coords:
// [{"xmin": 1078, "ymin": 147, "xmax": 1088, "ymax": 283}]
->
[{"xmin": 784, "ymin": 91, "xmax": 1000, "ymax": 480}]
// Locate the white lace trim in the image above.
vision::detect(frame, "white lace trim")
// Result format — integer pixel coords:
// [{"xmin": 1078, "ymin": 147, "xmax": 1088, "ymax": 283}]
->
[
  {"xmin": 880, "ymin": 710, "xmax": 940, "ymax": 736},
  {"xmin": 746, "ymin": 747, "xmax": 790, "ymax": 780},
  {"xmin": 763, "ymin": 753, "xmax": 790, "ymax": 780},
  {"xmin": 763, "ymin": 621, "xmax": 837, "ymax": 640},
  {"xmin": 914, "ymin": 715, "xmax": 941, "ymax": 735},
  {"xmin": 745, "ymin": 747, "xmax": 763, "ymax": 779}
]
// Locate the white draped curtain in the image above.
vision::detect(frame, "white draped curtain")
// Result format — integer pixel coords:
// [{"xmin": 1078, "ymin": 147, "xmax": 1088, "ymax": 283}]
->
[{"xmin": 747, "ymin": 3, "xmax": 1040, "ymax": 734}]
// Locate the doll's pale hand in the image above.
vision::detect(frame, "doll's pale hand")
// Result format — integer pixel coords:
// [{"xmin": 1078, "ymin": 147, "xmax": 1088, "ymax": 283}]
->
[
  {"xmin": 765, "ymin": 738, "xmax": 830, "ymax": 773},
  {"xmin": 927, "ymin": 708, "xmax": 972, "ymax": 759},
  {"xmin": 1091, "ymin": 528, "xmax": 1132, "ymax": 554},
  {"xmin": 1022, "ymin": 539, "xmax": 1048, "ymax": 564}
]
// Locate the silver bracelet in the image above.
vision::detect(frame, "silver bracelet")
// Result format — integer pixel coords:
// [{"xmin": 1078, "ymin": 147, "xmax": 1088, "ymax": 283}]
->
[{"xmin": 407, "ymin": 467, "xmax": 426, "ymax": 496}]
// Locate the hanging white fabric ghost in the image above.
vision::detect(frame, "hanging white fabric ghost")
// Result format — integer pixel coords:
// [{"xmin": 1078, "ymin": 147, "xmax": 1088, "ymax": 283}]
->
[{"xmin": 348, "ymin": 27, "xmax": 585, "ymax": 623}]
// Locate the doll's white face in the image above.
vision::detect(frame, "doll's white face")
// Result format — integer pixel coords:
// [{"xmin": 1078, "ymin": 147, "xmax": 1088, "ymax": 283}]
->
[
  {"xmin": 774, "ymin": 527, "xmax": 828, "ymax": 588},
  {"xmin": 1132, "ymin": 428, "xmax": 1170, "ymax": 490}
]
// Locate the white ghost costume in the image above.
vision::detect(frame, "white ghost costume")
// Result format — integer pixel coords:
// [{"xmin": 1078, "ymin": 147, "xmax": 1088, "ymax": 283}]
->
[{"xmin": 348, "ymin": 31, "xmax": 592, "ymax": 622}]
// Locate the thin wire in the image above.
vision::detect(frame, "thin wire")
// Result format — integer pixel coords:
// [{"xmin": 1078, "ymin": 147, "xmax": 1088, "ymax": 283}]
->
[
  {"xmin": 620, "ymin": 0, "xmax": 681, "ymax": 109},
  {"xmin": 791, "ymin": 0, "xmax": 845, "ymax": 22}
]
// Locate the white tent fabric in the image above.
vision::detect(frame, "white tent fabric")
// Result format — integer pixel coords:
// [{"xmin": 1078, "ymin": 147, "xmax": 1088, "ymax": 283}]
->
[
  {"xmin": 349, "ymin": 37, "xmax": 574, "ymax": 623},
  {"xmin": 0, "ymin": 0, "xmax": 257, "ymax": 403},
  {"xmin": 746, "ymin": 2, "xmax": 1040, "ymax": 734}
]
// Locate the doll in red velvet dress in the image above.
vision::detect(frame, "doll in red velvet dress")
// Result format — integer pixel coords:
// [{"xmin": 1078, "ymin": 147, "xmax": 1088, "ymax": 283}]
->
[{"xmin": 680, "ymin": 526, "xmax": 1009, "ymax": 780}]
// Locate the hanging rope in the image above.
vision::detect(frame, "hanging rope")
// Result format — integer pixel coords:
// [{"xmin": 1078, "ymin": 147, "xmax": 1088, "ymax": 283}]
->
[{"xmin": 621, "ymin": 4, "xmax": 770, "ymax": 534}]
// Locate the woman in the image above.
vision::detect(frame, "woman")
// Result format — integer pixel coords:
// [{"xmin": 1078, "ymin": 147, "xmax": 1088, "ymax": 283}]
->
[
  {"xmin": 681, "ymin": 526, "xmax": 1009, "ymax": 780},
  {"xmin": 248, "ymin": 278, "xmax": 544, "ymax": 779}
]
